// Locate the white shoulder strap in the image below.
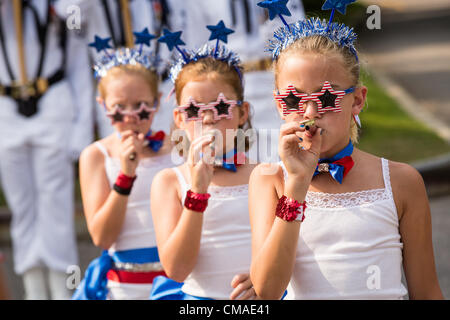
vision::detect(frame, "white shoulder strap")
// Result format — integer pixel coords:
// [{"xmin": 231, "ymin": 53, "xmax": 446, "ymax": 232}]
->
[
  {"xmin": 381, "ymin": 158, "xmax": 394, "ymax": 198},
  {"xmin": 279, "ymin": 161, "xmax": 288, "ymax": 182},
  {"xmin": 94, "ymin": 142, "xmax": 110, "ymax": 158},
  {"xmin": 172, "ymin": 167, "xmax": 190, "ymax": 202}
]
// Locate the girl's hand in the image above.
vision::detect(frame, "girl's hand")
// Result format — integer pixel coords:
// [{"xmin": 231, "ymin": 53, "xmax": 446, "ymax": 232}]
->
[
  {"xmin": 119, "ymin": 130, "xmax": 146, "ymax": 177},
  {"xmin": 187, "ymin": 134, "xmax": 215, "ymax": 194},
  {"xmin": 229, "ymin": 273, "xmax": 257, "ymax": 300},
  {"xmin": 278, "ymin": 122, "xmax": 323, "ymax": 181}
]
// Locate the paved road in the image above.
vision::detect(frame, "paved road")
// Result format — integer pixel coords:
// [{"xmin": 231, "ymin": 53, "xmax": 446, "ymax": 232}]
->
[{"xmin": 358, "ymin": 1, "xmax": 450, "ymax": 132}]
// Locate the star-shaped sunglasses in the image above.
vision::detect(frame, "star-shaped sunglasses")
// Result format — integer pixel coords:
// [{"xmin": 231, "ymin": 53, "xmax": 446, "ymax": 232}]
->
[
  {"xmin": 275, "ymin": 81, "xmax": 355, "ymax": 116},
  {"xmin": 105, "ymin": 100, "xmax": 158, "ymax": 124},
  {"xmin": 178, "ymin": 93, "xmax": 242, "ymax": 121}
]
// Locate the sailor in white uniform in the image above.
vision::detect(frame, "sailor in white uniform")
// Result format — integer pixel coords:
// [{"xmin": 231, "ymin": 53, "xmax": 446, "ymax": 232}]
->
[{"xmin": 0, "ymin": 0, "xmax": 94, "ymax": 299}]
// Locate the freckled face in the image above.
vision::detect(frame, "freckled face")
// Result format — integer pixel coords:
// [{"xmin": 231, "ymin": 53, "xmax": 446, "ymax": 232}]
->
[{"xmin": 103, "ymin": 74, "xmax": 158, "ymax": 134}]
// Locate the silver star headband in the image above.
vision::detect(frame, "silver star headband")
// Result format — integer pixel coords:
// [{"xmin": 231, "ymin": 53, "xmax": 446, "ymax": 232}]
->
[
  {"xmin": 268, "ymin": 17, "xmax": 358, "ymax": 61},
  {"xmin": 168, "ymin": 43, "xmax": 242, "ymax": 83},
  {"xmin": 258, "ymin": 0, "xmax": 358, "ymax": 61},
  {"xmin": 93, "ymin": 47, "xmax": 162, "ymax": 79},
  {"xmin": 89, "ymin": 29, "xmax": 162, "ymax": 79},
  {"xmin": 159, "ymin": 21, "xmax": 242, "ymax": 83}
]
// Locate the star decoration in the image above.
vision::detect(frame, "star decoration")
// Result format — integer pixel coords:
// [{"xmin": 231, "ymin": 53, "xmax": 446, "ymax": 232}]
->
[
  {"xmin": 283, "ymin": 92, "xmax": 301, "ymax": 110},
  {"xmin": 321, "ymin": 0, "xmax": 356, "ymax": 15},
  {"xmin": 133, "ymin": 28, "xmax": 156, "ymax": 47},
  {"xmin": 257, "ymin": 0, "xmax": 291, "ymax": 20},
  {"xmin": 158, "ymin": 29, "xmax": 185, "ymax": 51},
  {"xmin": 318, "ymin": 89, "xmax": 338, "ymax": 109},
  {"xmin": 184, "ymin": 103, "xmax": 200, "ymax": 119},
  {"xmin": 88, "ymin": 35, "xmax": 112, "ymax": 53},
  {"xmin": 137, "ymin": 108, "xmax": 151, "ymax": 121},
  {"xmin": 275, "ymin": 85, "xmax": 305, "ymax": 115},
  {"xmin": 311, "ymin": 81, "xmax": 347, "ymax": 113},
  {"xmin": 110, "ymin": 109, "xmax": 124, "ymax": 123},
  {"xmin": 214, "ymin": 100, "xmax": 232, "ymax": 116},
  {"xmin": 207, "ymin": 20, "xmax": 235, "ymax": 44}
]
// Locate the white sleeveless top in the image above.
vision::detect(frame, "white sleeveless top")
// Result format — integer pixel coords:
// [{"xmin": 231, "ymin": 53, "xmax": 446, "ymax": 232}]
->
[
  {"xmin": 172, "ymin": 167, "xmax": 252, "ymax": 300},
  {"xmin": 95, "ymin": 142, "xmax": 174, "ymax": 252},
  {"xmin": 280, "ymin": 158, "xmax": 408, "ymax": 299}
]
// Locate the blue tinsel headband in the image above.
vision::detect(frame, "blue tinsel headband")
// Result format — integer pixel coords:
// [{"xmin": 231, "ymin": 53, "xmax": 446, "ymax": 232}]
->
[
  {"xmin": 258, "ymin": 0, "xmax": 358, "ymax": 61},
  {"xmin": 89, "ymin": 28, "xmax": 162, "ymax": 79},
  {"xmin": 268, "ymin": 17, "xmax": 358, "ymax": 61},
  {"xmin": 158, "ymin": 21, "xmax": 243, "ymax": 84},
  {"xmin": 93, "ymin": 47, "xmax": 161, "ymax": 79},
  {"xmin": 168, "ymin": 43, "xmax": 242, "ymax": 84}
]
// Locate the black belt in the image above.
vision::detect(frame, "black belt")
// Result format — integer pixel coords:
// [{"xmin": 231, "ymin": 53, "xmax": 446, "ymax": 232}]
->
[
  {"xmin": 0, "ymin": 0, "xmax": 67, "ymax": 117},
  {"xmin": 0, "ymin": 69, "xmax": 64, "ymax": 117}
]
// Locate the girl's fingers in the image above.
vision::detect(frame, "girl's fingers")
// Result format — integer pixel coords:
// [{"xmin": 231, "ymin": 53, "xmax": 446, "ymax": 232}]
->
[
  {"xmin": 279, "ymin": 122, "xmax": 305, "ymax": 138},
  {"xmin": 280, "ymin": 133, "xmax": 304, "ymax": 150},
  {"xmin": 230, "ymin": 273, "xmax": 248, "ymax": 289},
  {"xmin": 299, "ymin": 127, "xmax": 322, "ymax": 157},
  {"xmin": 137, "ymin": 132, "xmax": 146, "ymax": 140},
  {"xmin": 229, "ymin": 275, "xmax": 252, "ymax": 300},
  {"xmin": 307, "ymin": 127, "xmax": 323, "ymax": 157},
  {"xmin": 237, "ymin": 287, "xmax": 256, "ymax": 301},
  {"xmin": 230, "ymin": 281, "xmax": 253, "ymax": 300},
  {"xmin": 189, "ymin": 135, "xmax": 215, "ymax": 165},
  {"xmin": 124, "ymin": 145, "xmax": 137, "ymax": 157},
  {"xmin": 122, "ymin": 138, "xmax": 145, "ymax": 153},
  {"xmin": 120, "ymin": 130, "xmax": 137, "ymax": 141}
]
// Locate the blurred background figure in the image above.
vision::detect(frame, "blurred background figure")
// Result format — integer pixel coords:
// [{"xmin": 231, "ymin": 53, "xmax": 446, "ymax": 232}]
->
[
  {"xmin": 168, "ymin": 0, "xmax": 305, "ymax": 162},
  {"xmin": 0, "ymin": 0, "xmax": 93, "ymax": 299},
  {"xmin": 79, "ymin": 0, "xmax": 179, "ymax": 138},
  {"xmin": 0, "ymin": 251, "xmax": 10, "ymax": 300}
]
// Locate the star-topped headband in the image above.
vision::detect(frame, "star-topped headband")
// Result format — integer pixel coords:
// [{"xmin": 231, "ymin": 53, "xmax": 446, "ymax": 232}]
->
[
  {"xmin": 258, "ymin": 0, "xmax": 358, "ymax": 61},
  {"xmin": 158, "ymin": 21, "xmax": 242, "ymax": 83},
  {"xmin": 89, "ymin": 28, "xmax": 161, "ymax": 79}
]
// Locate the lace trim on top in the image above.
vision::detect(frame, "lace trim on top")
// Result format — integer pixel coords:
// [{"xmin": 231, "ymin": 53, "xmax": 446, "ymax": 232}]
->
[
  {"xmin": 208, "ymin": 184, "xmax": 249, "ymax": 198},
  {"xmin": 279, "ymin": 158, "xmax": 393, "ymax": 208},
  {"xmin": 306, "ymin": 188, "xmax": 389, "ymax": 208}
]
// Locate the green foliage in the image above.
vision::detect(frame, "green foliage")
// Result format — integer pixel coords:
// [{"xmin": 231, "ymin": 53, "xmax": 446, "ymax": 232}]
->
[
  {"xmin": 302, "ymin": 0, "xmax": 368, "ymax": 28},
  {"xmin": 358, "ymin": 71, "xmax": 450, "ymax": 162}
]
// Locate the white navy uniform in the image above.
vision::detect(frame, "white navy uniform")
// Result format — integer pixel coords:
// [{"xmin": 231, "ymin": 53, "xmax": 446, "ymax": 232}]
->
[
  {"xmin": 168, "ymin": 0, "xmax": 305, "ymax": 163},
  {"xmin": 82, "ymin": 0, "xmax": 181, "ymax": 138},
  {"xmin": 0, "ymin": 0, "xmax": 94, "ymax": 299}
]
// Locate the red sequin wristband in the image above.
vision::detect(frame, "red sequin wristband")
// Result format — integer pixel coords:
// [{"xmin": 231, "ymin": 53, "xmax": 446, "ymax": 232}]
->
[
  {"xmin": 184, "ymin": 189, "xmax": 211, "ymax": 213},
  {"xmin": 275, "ymin": 195, "xmax": 307, "ymax": 222}
]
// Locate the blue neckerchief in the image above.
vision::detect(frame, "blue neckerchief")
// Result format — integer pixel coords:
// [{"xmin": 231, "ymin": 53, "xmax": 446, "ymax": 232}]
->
[
  {"xmin": 216, "ymin": 148, "xmax": 245, "ymax": 172},
  {"xmin": 313, "ymin": 140, "xmax": 354, "ymax": 184}
]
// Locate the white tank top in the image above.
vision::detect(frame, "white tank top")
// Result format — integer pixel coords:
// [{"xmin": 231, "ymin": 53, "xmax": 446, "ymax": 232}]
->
[
  {"xmin": 95, "ymin": 142, "xmax": 175, "ymax": 252},
  {"xmin": 172, "ymin": 167, "xmax": 252, "ymax": 300},
  {"xmin": 280, "ymin": 158, "xmax": 408, "ymax": 299}
]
